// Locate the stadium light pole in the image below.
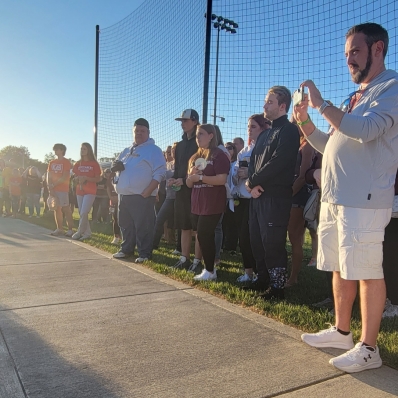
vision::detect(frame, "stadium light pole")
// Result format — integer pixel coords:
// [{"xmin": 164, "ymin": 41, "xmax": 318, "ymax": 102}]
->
[
  {"xmin": 94, "ymin": 25, "xmax": 100, "ymax": 158},
  {"xmin": 211, "ymin": 14, "xmax": 238, "ymax": 125}
]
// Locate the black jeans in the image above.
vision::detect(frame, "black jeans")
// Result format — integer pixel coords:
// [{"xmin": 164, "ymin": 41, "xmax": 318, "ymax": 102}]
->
[
  {"xmin": 249, "ymin": 196, "xmax": 291, "ymax": 284},
  {"xmin": 192, "ymin": 213, "xmax": 221, "ymax": 273},
  {"xmin": 235, "ymin": 198, "xmax": 256, "ymax": 271},
  {"xmin": 222, "ymin": 206, "xmax": 239, "ymax": 251},
  {"xmin": 383, "ymin": 218, "xmax": 398, "ymax": 304},
  {"xmin": 153, "ymin": 199, "xmax": 175, "ymax": 248}
]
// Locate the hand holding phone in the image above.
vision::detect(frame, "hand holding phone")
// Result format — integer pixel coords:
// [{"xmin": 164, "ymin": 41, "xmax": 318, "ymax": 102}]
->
[{"xmin": 293, "ymin": 88, "xmax": 305, "ymax": 107}]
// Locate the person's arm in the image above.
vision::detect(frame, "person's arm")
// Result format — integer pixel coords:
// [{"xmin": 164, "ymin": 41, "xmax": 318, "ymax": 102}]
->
[
  {"xmin": 292, "ymin": 143, "xmax": 314, "ymax": 196},
  {"xmin": 141, "ymin": 148, "xmax": 166, "ymax": 198},
  {"xmin": 248, "ymin": 126, "xmax": 299, "ymax": 189}
]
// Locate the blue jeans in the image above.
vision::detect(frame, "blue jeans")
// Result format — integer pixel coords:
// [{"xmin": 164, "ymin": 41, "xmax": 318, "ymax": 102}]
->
[
  {"xmin": 153, "ymin": 198, "xmax": 175, "ymax": 249},
  {"xmin": 27, "ymin": 193, "xmax": 41, "ymax": 216},
  {"xmin": 119, "ymin": 194, "xmax": 156, "ymax": 258}
]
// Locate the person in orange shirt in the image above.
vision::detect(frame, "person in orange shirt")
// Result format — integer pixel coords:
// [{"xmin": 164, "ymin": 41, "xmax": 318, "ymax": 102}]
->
[
  {"xmin": 47, "ymin": 143, "xmax": 75, "ymax": 236},
  {"xmin": 0, "ymin": 159, "xmax": 12, "ymax": 217},
  {"xmin": 9, "ymin": 168, "xmax": 22, "ymax": 218},
  {"xmin": 72, "ymin": 143, "xmax": 102, "ymax": 240}
]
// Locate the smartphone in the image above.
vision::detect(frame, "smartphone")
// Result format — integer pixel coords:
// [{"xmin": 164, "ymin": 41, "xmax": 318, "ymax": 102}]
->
[
  {"xmin": 239, "ymin": 160, "xmax": 248, "ymax": 168},
  {"xmin": 293, "ymin": 88, "xmax": 304, "ymax": 106}
]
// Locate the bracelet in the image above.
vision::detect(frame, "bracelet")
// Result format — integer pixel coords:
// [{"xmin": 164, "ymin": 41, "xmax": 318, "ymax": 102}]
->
[{"xmin": 297, "ymin": 116, "xmax": 311, "ymax": 126}]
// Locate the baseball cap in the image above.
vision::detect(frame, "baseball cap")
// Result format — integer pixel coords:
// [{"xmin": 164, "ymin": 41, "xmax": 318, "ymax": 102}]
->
[
  {"xmin": 134, "ymin": 118, "xmax": 149, "ymax": 129},
  {"xmin": 175, "ymin": 109, "xmax": 200, "ymax": 121}
]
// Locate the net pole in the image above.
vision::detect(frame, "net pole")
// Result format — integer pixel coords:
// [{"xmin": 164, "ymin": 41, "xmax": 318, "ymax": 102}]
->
[
  {"xmin": 94, "ymin": 25, "xmax": 100, "ymax": 157},
  {"xmin": 202, "ymin": 0, "xmax": 213, "ymax": 124}
]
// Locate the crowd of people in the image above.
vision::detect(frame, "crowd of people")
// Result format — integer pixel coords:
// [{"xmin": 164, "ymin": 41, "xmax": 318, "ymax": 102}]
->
[{"xmin": 1, "ymin": 22, "xmax": 397, "ymax": 375}]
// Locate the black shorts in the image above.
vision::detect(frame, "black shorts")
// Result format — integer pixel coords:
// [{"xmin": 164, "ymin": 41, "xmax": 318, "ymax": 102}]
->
[
  {"xmin": 174, "ymin": 186, "xmax": 192, "ymax": 230},
  {"xmin": 292, "ymin": 185, "xmax": 311, "ymax": 208}
]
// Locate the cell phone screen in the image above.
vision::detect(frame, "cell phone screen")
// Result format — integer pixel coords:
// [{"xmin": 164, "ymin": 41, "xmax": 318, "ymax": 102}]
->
[{"xmin": 239, "ymin": 161, "xmax": 248, "ymax": 168}]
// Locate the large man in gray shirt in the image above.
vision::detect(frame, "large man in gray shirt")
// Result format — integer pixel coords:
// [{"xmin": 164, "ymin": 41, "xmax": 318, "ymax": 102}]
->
[{"xmin": 294, "ymin": 23, "xmax": 398, "ymax": 373}]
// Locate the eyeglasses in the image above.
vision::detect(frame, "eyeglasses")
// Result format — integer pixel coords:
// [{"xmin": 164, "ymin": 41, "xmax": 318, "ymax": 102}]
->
[
  {"xmin": 226, "ymin": 146, "xmax": 235, "ymax": 150},
  {"xmin": 341, "ymin": 90, "xmax": 363, "ymax": 113}
]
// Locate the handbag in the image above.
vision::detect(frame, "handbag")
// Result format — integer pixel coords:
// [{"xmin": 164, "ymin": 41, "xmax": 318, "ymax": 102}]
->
[
  {"xmin": 392, "ymin": 195, "xmax": 398, "ymax": 218},
  {"xmin": 303, "ymin": 188, "xmax": 320, "ymax": 222}
]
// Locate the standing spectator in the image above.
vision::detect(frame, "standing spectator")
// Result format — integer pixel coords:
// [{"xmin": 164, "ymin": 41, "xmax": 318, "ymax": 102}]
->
[
  {"xmin": 224, "ymin": 142, "xmax": 237, "ymax": 163},
  {"xmin": 9, "ymin": 168, "xmax": 22, "ymax": 218},
  {"xmin": 42, "ymin": 172, "xmax": 50, "ymax": 214},
  {"xmin": 112, "ymin": 118, "xmax": 166, "ymax": 262},
  {"xmin": 24, "ymin": 166, "xmax": 42, "ymax": 217},
  {"xmin": 47, "ymin": 144, "xmax": 75, "ymax": 236},
  {"xmin": 285, "ymin": 127, "xmax": 314, "ymax": 287},
  {"xmin": 233, "ymin": 114, "xmax": 271, "ymax": 282},
  {"xmin": 72, "ymin": 143, "xmax": 102, "ymax": 241},
  {"xmin": 93, "ymin": 174, "xmax": 109, "ymax": 223},
  {"xmin": 18, "ymin": 168, "xmax": 27, "ymax": 214},
  {"xmin": 0, "ymin": 159, "xmax": 12, "ymax": 217},
  {"xmin": 186, "ymin": 124, "xmax": 230, "ymax": 281},
  {"xmin": 105, "ymin": 168, "xmax": 121, "ymax": 245},
  {"xmin": 168, "ymin": 109, "xmax": 200, "ymax": 268},
  {"xmin": 298, "ymin": 23, "xmax": 398, "ymax": 373},
  {"xmin": 233, "ymin": 137, "xmax": 245, "ymax": 154},
  {"xmin": 244, "ymin": 86, "xmax": 299, "ymax": 299}
]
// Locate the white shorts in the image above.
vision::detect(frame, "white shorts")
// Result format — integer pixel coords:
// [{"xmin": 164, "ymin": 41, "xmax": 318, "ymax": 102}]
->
[
  {"xmin": 317, "ymin": 203, "xmax": 391, "ymax": 280},
  {"xmin": 53, "ymin": 191, "xmax": 69, "ymax": 208}
]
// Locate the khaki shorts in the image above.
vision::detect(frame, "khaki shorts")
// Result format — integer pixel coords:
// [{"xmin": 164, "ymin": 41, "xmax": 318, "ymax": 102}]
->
[
  {"xmin": 317, "ymin": 202, "xmax": 391, "ymax": 280},
  {"xmin": 53, "ymin": 191, "xmax": 70, "ymax": 207}
]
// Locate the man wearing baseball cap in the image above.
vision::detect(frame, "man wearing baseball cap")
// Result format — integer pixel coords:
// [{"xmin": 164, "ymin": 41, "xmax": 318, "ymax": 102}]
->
[
  {"xmin": 112, "ymin": 118, "xmax": 166, "ymax": 263},
  {"xmin": 168, "ymin": 109, "xmax": 200, "ymax": 268}
]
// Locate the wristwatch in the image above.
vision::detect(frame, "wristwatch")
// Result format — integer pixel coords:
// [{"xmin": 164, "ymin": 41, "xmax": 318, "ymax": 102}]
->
[
  {"xmin": 199, "ymin": 175, "xmax": 203, "ymax": 182},
  {"xmin": 318, "ymin": 101, "xmax": 331, "ymax": 115}
]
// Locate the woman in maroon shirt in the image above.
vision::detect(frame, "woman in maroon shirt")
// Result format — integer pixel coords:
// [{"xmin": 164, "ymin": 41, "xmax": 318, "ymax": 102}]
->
[{"xmin": 186, "ymin": 124, "xmax": 230, "ymax": 281}]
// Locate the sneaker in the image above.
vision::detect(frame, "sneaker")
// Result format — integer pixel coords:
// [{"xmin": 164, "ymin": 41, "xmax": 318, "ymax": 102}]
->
[
  {"xmin": 111, "ymin": 237, "xmax": 121, "ymax": 245},
  {"xmin": 113, "ymin": 251, "xmax": 126, "ymax": 259},
  {"xmin": 307, "ymin": 258, "xmax": 317, "ymax": 267},
  {"xmin": 172, "ymin": 256, "xmax": 188, "ymax": 269},
  {"xmin": 28, "ymin": 215, "xmax": 32, "ymax": 218},
  {"xmin": 188, "ymin": 259, "xmax": 202, "ymax": 273},
  {"xmin": 65, "ymin": 230, "xmax": 74, "ymax": 237},
  {"xmin": 259, "ymin": 287, "xmax": 285, "ymax": 300},
  {"xmin": 329, "ymin": 342, "xmax": 382, "ymax": 373},
  {"xmin": 301, "ymin": 325, "xmax": 354, "ymax": 350},
  {"xmin": 50, "ymin": 229, "xmax": 64, "ymax": 236},
  {"xmin": 135, "ymin": 257, "xmax": 148, "ymax": 263},
  {"xmin": 236, "ymin": 273, "xmax": 253, "ymax": 283},
  {"xmin": 193, "ymin": 269, "xmax": 217, "ymax": 281},
  {"xmin": 79, "ymin": 234, "xmax": 91, "ymax": 241},
  {"xmin": 172, "ymin": 249, "xmax": 181, "ymax": 255},
  {"xmin": 382, "ymin": 300, "xmax": 398, "ymax": 318},
  {"xmin": 312, "ymin": 297, "xmax": 334, "ymax": 309},
  {"xmin": 71, "ymin": 232, "xmax": 82, "ymax": 240}
]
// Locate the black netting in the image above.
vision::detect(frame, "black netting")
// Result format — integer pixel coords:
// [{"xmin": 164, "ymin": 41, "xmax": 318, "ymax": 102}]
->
[{"xmin": 98, "ymin": 0, "xmax": 398, "ymax": 157}]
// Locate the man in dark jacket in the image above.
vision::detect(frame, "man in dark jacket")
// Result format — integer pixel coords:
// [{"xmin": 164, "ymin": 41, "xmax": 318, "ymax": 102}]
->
[
  {"xmin": 168, "ymin": 109, "xmax": 199, "ymax": 268},
  {"xmin": 245, "ymin": 86, "xmax": 300, "ymax": 299}
]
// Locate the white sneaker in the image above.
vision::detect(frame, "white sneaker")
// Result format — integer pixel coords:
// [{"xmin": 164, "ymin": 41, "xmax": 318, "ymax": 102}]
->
[
  {"xmin": 65, "ymin": 230, "xmax": 74, "ymax": 237},
  {"xmin": 172, "ymin": 249, "xmax": 181, "ymax": 255},
  {"xmin": 193, "ymin": 269, "xmax": 217, "ymax": 281},
  {"xmin": 135, "ymin": 257, "xmax": 148, "ymax": 263},
  {"xmin": 113, "ymin": 251, "xmax": 126, "ymax": 259},
  {"xmin": 71, "ymin": 232, "xmax": 82, "ymax": 240},
  {"xmin": 382, "ymin": 300, "xmax": 398, "ymax": 318},
  {"xmin": 111, "ymin": 237, "xmax": 121, "ymax": 245},
  {"xmin": 79, "ymin": 234, "xmax": 91, "ymax": 241},
  {"xmin": 329, "ymin": 342, "xmax": 382, "ymax": 373},
  {"xmin": 50, "ymin": 229, "xmax": 64, "ymax": 236},
  {"xmin": 301, "ymin": 325, "xmax": 354, "ymax": 350},
  {"xmin": 236, "ymin": 273, "xmax": 253, "ymax": 283}
]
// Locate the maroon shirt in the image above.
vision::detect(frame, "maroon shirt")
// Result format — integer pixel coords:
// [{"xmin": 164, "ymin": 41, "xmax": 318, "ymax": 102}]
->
[{"xmin": 191, "ymin": 148, "xmax": 230, "ymax": 215}]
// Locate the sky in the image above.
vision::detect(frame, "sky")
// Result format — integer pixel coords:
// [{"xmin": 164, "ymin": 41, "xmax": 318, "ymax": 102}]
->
[{"xmin": 0, "ymin": 0, "xmax": 145, "ymax": 162}]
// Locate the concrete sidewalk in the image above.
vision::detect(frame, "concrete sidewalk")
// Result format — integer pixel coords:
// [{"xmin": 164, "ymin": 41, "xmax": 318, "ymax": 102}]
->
[{"xmin": 0, "ymin": 218, "xmax": 397, "ymax": 398}]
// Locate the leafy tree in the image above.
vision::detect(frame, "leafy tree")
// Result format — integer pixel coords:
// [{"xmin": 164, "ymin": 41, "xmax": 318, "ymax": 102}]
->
[
  {"xmin": 0, "ymin": 145, "xmax": 30, "ymax": 167},
  {"xmin": 44, "ymin": 152, "xmax": 56, "ymax": 164}
]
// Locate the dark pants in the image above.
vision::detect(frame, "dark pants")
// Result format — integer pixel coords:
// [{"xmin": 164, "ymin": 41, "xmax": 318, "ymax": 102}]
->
[
  {"xmin": 0, "ymin": 188, "xmax": 11, "ymax": 214},
  {"xmin": 192, "ymin": 214, "xmax": 221, "ymax": 272},
  {"xmin": 249, "ymin": 196, "xmax": 291, "ymax": 284},
  {"xmin": 222, "ymin": 206, "xmax": 239, "ymax": 251},
  {"xmin": 94, "ymin": 197, "xmax": 109, "ymax": 222},
  {"xmin": 383, "ymin": 218, "xmax": 398, "ymax": 304},
  {"xmin": 11, "ymin": 195, "xmax": 20, "ymax": 214},
  {"xmin": 153, "ymin": 198, "xmax": 175, "ymax": 248},
  {"xmin": 112, "ymin": 200, "xmax": 120, "ymax": 236},
  {"xmin": 118, "ymin": 194, "xmax": 156, "ymax": 258},
  {"xmin": 235, "ymin": 198, "xmax": 256, "ymax": 271}
]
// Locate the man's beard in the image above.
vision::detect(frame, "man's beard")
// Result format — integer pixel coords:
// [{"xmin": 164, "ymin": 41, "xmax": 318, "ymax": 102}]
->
[
  {"xmin": 264, "ymin": 109, "xmax": 277, "ymax": 121},
  {"xmin": 351, "ymin": 48, "xmax": 372, "ymax": 84}
]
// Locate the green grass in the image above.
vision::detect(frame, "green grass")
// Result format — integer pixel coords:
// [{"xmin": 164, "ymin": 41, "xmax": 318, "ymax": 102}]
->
[{"xmin": 18, "ymin": 209, "xmax": 398, "ymax": 370}]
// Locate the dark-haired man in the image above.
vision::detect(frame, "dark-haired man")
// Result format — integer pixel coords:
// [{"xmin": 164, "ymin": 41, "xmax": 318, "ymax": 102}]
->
[
  {"xmin": 233, "ymin": 137, "xmax": 245, "ymax": 154},
  {"xmin": 245, "ymin": 86, "xmax": 299, "ymax": 300},
  {"xmin": 112, "ymin": 118, "xmax": 166, "ymax": 263},
  {"xmin": 169, "ymin": 109, "xmax": 200, "ymax": 269},
  {"xmin": 47, "ymin": 144, "xmax": 74, "ymax": 237},
  {"xmin": 296, "ymin": 23, "xmax": 398, "ymax": 373}
]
